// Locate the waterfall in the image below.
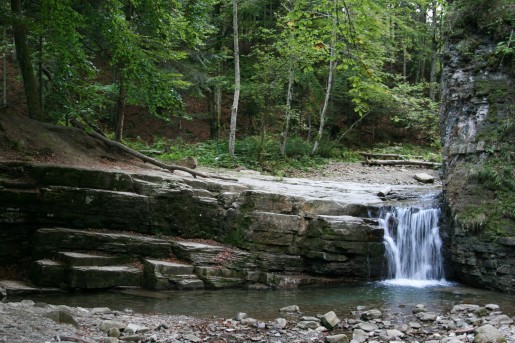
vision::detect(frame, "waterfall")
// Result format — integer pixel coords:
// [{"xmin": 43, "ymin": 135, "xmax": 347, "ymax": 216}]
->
[{"xmin": 379, "ymin": 207, "xmax": 445, "ymax": 286}]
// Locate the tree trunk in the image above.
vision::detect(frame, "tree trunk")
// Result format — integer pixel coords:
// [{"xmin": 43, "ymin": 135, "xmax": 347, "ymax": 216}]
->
[
  {"xmin": 115, "ymin": 77, "xmax": 127, "ymax": 142},
  {"xmin": 11, "ymin": 0, "xmax": 43, "ymax": 120},
  {"xmin": 229, "ymin": 0, "xmax": 240, "ymax": 158},
  {"xmin": 429, "ymin": 3, "xmax": 438, "ymax": 101},
  {"xmin": 2, "ymin": 27, "xmax": 6, "ymax": 106},
  {"xmin": 214, "ymin": 83, "xmax": 222, "ymax": 138},
  {"xmin": 280, "ymin": 63, "xmax": 295, "ymax": 156},
  {"xmin": 38, "ymin": 35, "xmax": 44, "ymax": 114},
  {"xmin": 312, "ymin": 35, "xmax": 336, "ymax": 155},
  {"xmin": 364, "ymin": 159, "xmax": 441, "ymax": 168}
]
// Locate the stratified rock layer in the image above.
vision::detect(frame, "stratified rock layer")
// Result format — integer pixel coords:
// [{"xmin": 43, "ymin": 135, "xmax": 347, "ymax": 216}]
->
[{"xmin": 0, "ymin": 163, "xmax": 388, "ymax": 290}]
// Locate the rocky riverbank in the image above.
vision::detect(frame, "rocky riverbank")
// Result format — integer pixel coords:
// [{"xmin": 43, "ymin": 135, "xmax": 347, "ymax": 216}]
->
[{"xmin": 1, "ymin": 299, "xmax": 513, "ymax": 343}]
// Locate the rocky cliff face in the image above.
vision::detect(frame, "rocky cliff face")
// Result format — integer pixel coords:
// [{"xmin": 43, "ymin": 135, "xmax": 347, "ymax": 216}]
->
[{"xmin": 440, "ymin": 0, "xmax": 514, "ymax": 292}]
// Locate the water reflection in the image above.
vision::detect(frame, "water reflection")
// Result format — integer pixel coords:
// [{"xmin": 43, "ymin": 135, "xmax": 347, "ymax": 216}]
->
[{"xmin": 22, "ymin": 282, "xmax": 515, "ymax": 320}]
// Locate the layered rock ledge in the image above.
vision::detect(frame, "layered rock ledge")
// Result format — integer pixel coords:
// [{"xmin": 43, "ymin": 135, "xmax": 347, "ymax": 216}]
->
[{"xmin": 0, "ymin": 162, "xmax": 438, "ymax": 291}]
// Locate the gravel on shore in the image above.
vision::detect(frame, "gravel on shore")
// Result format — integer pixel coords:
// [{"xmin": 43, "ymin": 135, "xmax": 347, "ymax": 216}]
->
[{"xmin": 1, "ymin": 299, "xmax": 513, "ymax": 343}]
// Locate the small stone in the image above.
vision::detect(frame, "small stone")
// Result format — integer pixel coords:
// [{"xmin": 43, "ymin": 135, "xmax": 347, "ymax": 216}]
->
[
  {"xmin": 321, "ymin": 311, "xmax": 340, "ymax": 329},
  {"xmin": 235, "ymin": 312, "xmax": 247, "ymax": 321},
  {"xmin": 241, "ymin": 318, "xmax": 257, "ymax": 326},
  {"xmin": 298, "ymin": 321, "xmax": 319, "ymax": 329},
  {"xmin": 100, "ymin": 320, "xmax": 126, "ymax": 332},
  {"xmin": 352, "ymin": 329, "xmax": 368, "ymax": 343},
  {"xmin": 91, "ymin": 307, "xmax": 113, "ymax": 315},
  {"xmin": 44, "ymin": 310, "xmax": 79, "ymax": 328},
  {"xmin": 325, "ymin": 333, "xmax": 349, "ymax": 343},
  {"xmin": 417, "ymin": 312, "xmax": 438, "ymax": 321},
  {"xmin": 414, "ymin": 173, "xmax": 434, "ymax": 183},
  {"xmin": 357, "ymin": 322, "xmax": 378, "ymax": 332},
  {"xmin": 20, "ymin": 300, "xmax": 35, "ymax": 307},
  {"xmin": 485, "ymin": 304, "xmax": 500, "ymax": 311},
  {"xmin": 361, "ymin": 309, "xmax": 382, "ymax": 320},
  {"xmin": 387, "ymin": 329, "xmax": 404, "ymax": 338},
  {"xmin": 473, "ymin": 324, "xmax": 506, "ymax": 343},
  {"xmin": 474, "ymin": 307, "xmax": 489, "ymax": 317},
  {"xmin": 124, "ymin": 323, "xmax": 149, "ymax": 335},
  {"xmin": 409, "ymin": 321, "xmax": 421, "ymax": 329},
  {"xmin": 356, "ymin": 306, "xmax": 366, "ymax": 311},
  {"xmin": 119, "ymin": 335, "xmax": 143, "ymax": 342},
  {"xmin": 280, "ymin": 305, "xmax": 300, "ymax": 312},
  {"xmin": 413, "ymin": 304, "xmax": 427, "ymax": 313},
  {"xmin": 275, "ymin": 318, "xmax": 287, "ymax": 329},
  {"xmin": 451, "ymin": 304, "xmax": 480, "ymax": 313},
  {"xmin": 107, "ymin": 328, "xmax": 120, "ymax": 338},
  {"xmin": 301, "ymin": 316, "xmax": 320, "ymax": 322},
  {"xmin": 487, "ymin": 315, "xmax": 513, "ymax": 325}
]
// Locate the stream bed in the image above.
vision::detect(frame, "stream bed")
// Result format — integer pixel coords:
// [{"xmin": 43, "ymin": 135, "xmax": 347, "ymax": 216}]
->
[{"xmin": 21, "ymin": 282, "xmax": 515, "ymax": 321}]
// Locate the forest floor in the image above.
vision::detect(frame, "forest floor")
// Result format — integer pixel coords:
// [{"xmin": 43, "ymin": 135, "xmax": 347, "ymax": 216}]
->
[{"xmin": 0, "ymin": 113, "xmax": 440, "ymax": 186}]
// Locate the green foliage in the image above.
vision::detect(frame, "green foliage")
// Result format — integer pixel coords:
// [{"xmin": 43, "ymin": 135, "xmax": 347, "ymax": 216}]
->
[
  {"xmin": 125, "ymin": 135, "xmax": 329, "ymax": 174},
  {"xmin": 446, "ymin": 0, "xmax": 514, "ymax": 38}
]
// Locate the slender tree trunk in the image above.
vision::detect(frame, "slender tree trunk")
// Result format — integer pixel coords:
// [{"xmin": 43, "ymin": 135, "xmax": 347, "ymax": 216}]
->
[
  {"xmin": 38, "ymin": 35, "xmax": 44, "ymax": 114},
  {"xmin": 312, "ymin": 33, "xmax": 336, "ymax": 155},
  {"xmin": 280, "ymin": 63, "xmax": 295, "ymax": 157},
  {"xmin": 429, "ymin": 3, "xmax": 438, "ymax": 101},
  {"xmin": 214, "ymin": 83, "xmax": 222, "ymax": 138},
  {"xmin": 2, "ymin": 27, "xmax": 6, "ymax": 106},
  {"xmin": 115, "ymin": 77, "xmax": 127, "ymax": 142},
  {"xmin": 11, "ymin": 0, "xmax": 43, "ymax": 120},
  {"xmin": 229, "ymin": 0, "xmax": 240, "ymax": 158},
  {"xmin": 402, "ymin": 46, "xmax": 407, "ymax": 81}
]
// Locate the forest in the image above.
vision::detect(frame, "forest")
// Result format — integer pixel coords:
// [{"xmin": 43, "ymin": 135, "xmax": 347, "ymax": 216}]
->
[{"xmin": 2, "ymin": 0, "xmax": 513, "ymax": 172}]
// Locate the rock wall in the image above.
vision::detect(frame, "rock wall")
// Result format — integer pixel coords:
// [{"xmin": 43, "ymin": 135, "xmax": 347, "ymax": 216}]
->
[
  {"xmin": 0, "ymin": 162, "xmax": 385, "ymax": 288},
  {"xmin": 440, "ymin": 0, "xmax": 514, "ymax": 292}
]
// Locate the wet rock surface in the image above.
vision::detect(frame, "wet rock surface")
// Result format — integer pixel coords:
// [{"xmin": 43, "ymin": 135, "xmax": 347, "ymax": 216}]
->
[{"xmin": 0, "ymin": 300, "xmax": 513, "ymax": 343}]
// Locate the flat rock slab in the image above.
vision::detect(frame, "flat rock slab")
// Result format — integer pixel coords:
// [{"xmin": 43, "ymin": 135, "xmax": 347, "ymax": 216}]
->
[
  {"xmin": 170, "ymin": 240, "xmax": 249, "ymax": 266},
  {"xmin": 58, "ymin": 251, "xmax": 128, "ymax": 266},
  {"xmin": 34, "ymin": 228, "xmax": 171, "ymax": 258},
  {"xmin": 143, "ymin": 259, "xmax": 194, "ymax": 276},
  {"xmin": 0, "ymin": 280, "xmax": 60, "ymax": 297}
]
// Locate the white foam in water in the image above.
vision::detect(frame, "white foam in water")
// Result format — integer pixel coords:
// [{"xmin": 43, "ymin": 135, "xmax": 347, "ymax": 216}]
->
[
  {"xmin": 380, "ymin": 206, "xmax": 447, "ymax": 288},
  {"xmin": 380, "ymin": 278, "xmax": 452, "ymax": 288}
]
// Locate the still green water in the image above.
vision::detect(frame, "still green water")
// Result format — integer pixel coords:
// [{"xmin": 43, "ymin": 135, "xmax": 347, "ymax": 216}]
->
[{"xmin": 24, "ymin": 282, "xmax": 515, "ymax": 320}]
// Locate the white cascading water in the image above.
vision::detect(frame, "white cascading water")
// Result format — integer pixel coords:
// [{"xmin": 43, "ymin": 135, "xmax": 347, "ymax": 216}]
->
[{"xmin": 379, "ymin": 207, "xmax": 446, "ymax": 287}]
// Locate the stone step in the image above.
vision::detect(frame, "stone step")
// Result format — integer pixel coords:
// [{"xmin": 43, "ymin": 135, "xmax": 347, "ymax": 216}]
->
[
  {"xmin": 31, "ymin": 259, "xmax": 67, "ymax": 287},
  {"xmin": 143, "ymin": 259, "xmax": 194, "ymax": 276},
  {"xmin": 194, "ymin": 266, "xmax": 246, "ymax": 289},
  {"xmin": 167, "ymin": 275, "xmax": 205, "ymax": 290},
  {"xmin": 143, "ymin": 259, "xmax": 203, "ymax": 290},
  {"xmin": 170, "ymin": 240, "xmax": 253, "ymax": 268},
  {"xmin": 33, "ymin": 260, "xmax": 144, "ymax": 289},
  {"xmin": 68, "ymin": 265, "xmax": 143, "ymax": 289},
  {"xmin": 33, "ymin": 228, "xmax": 171, "ymax": 259},
  {"xmin": 57, "ymin": 252, "xmax": 130, "ymax": 267}
]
